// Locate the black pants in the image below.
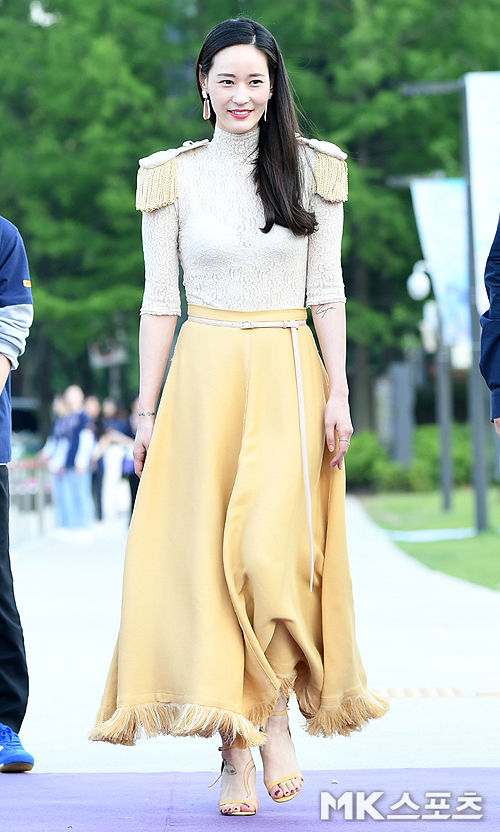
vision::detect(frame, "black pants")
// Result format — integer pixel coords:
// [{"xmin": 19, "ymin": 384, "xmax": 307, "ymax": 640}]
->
[{"xmin": 0, "ymin": 465, "xmax": 28, "ymax": 732}]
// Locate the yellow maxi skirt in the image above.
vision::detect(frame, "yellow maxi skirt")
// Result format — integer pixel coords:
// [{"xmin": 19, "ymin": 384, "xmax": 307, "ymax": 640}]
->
[{"xmin": 91, "ymin": 305, "xmax": 388, "ymax": 747}]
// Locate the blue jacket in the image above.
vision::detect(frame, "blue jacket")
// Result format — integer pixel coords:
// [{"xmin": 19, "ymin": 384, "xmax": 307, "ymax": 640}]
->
[
  {"xmin": 0, "ymin": 217, "xmax": 34, "ymax": 463},
  {"xmin": 479, "ymin": 215, "xmax": 500, "ymax": 421}
]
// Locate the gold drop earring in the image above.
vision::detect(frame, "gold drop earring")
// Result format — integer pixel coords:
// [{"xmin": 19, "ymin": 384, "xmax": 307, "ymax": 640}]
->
[{"xmin": 202, "ymin": 91, "xmax": 211, "ymax": 121}]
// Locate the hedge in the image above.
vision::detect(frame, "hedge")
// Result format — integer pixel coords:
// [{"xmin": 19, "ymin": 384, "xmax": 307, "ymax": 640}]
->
[{"xmin": 345, "ymin": 424, "xmax": 479, "ymax": 492}]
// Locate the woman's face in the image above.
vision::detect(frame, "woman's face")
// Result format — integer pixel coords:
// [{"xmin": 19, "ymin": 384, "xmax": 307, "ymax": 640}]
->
[{"xmin": 200, "ymin": 44, "xmax": 272, "ymax": 135}]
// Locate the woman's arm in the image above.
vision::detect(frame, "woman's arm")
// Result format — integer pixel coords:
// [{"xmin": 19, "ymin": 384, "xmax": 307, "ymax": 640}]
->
[
  {"xmin": 310, "ymin": 302, "xmax": 353, "ymax": 470},
  {"xmin": 134, "ymin": 313, "xmax": 178, "ymax": 476}
]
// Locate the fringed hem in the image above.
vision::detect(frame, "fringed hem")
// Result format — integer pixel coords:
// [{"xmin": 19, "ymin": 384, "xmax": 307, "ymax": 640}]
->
[
  {"xmin": 89, "ymin": 703, "xmax": 174, "ymax": 746},
  {"xmin": 247, "ymin": 697, "xmax": 277, "ymax": 727},
  {"xmin": 304, "ymin": 690, "xmax": 389, "ymax": 738},
  {"xmin": 89, "ymin": 701, "xmax": 266, "ymax": 747},
  {"xmin": 277, "ymin": 673, "xmax": 297, "ymax": 702},
  {"xmin": 172, "ymin": 703, "xmax": 264, "ymax": 746}
]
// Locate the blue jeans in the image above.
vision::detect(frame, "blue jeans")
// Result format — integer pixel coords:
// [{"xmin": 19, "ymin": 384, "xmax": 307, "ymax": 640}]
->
[{"xmin": 55, "ymin": 469, "xmax": 94, "ymax": 528}]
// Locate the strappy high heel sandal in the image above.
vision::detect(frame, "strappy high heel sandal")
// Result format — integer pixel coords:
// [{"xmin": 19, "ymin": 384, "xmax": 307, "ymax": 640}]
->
[
  {"xmin": 262, "ymin": 705, "xmax": 304, "ymax": 803},
  {"xmin": 209, "ymin": 741, "xmax": 259, "ymax": 816}
]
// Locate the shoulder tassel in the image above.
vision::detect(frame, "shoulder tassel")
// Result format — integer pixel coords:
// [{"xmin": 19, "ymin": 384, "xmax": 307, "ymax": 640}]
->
[
  {"xmin": 313, "ymin": 152, "xmax": 348, "ymax": 203},
  {"xmin": 136, "ymin": 158, "xmax": 179, "ymax": 212}
]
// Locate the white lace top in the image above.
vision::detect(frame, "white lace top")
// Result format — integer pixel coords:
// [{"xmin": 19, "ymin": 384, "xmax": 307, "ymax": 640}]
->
[{"xmin": 140, "ymin": 126, "xmax": 346, "ymax": 315}]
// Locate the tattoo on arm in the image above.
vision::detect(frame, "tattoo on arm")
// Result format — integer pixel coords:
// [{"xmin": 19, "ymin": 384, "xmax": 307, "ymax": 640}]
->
[{"xmin": 315, "ymin": 303, "xmax": 336, "ymax": 319}]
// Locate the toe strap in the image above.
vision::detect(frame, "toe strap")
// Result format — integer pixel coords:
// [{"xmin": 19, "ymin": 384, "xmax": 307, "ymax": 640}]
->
[{"xmin": 265, "ymin": 773, "xmax": 303, "ymax": 790}]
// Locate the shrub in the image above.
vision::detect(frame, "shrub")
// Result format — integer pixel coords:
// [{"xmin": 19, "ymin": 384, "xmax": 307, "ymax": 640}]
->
[
  {"xmin": 346, "ymin": 423, "xmax": 475, "ymax": 492},
  {"xmin": 344, "ymin": 430, "xmax": 382, "ymax": 488}
]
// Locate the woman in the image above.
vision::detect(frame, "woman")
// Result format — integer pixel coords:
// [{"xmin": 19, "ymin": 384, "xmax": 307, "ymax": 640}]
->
[{"xmin": 91, "ymin": 18, "xmax": 387, "ymax": 817}]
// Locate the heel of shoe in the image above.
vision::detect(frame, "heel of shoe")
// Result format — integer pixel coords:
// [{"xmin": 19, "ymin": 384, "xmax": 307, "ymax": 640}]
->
[{"xmin": 214, "ymin": 744, "xmax": 259, "ymax": 816}]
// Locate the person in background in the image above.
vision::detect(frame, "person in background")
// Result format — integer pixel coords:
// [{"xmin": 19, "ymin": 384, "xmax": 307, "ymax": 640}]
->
[
  {"xmin": 101, "ymin": 397, "xmax": 140, "ymax": 520},
  {"xmin": 479, "ymin": 215, "xmax": 500, "ymax": 438},
  {"xmin": 101, "ymin": 397, "xmax": 128, "ymax": 433},
  {"xmin": 84, "ymin": 395, "xmax": 105, "ymax": 522},
  {"xmin": 57, "ymin": 385, "xmax": 95, "ymax": 535},
  {"xmin": 0, "ymin": 215, "xmax": 34, "ymax": 772},
  {"xmin": 93, "ymin": 397, "xmax": 129, "ymax": 519},
  {"xmin": 39, "ymin": 394, "xmax": 70, "ymax": 529}
]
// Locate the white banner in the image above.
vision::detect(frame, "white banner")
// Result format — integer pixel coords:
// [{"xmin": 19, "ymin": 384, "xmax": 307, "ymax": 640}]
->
[
  {"xmin": 410, "ymin": 178, "xmax": 470, "ymax": 348},
  {"xmin": 465, "ymin": 71, "xmax": 500, "ymax": 314}
]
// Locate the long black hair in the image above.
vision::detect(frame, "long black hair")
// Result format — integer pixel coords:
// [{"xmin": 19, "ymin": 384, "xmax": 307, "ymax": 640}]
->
[{"xmin": 196, "ymin": 18, "xmax": 317, "ymax": 237}]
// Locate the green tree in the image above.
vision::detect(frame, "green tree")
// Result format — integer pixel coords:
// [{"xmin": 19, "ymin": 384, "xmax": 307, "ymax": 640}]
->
[
  {"xmin": 1, "ymin": 0, "xmax": 499, "ymax": 429},
  {"xmin": 0, "ymin": 1, "xmax": 176, "ymax": 414},
  {"xmin": 270, "ymin": 0, "xmax": 500, "ymax": 426}
]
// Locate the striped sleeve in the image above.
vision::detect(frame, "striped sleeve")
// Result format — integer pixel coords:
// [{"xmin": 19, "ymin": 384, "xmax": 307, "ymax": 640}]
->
[{"xmin": 0, "ymin": 217, "xmax": 33, "ymax": 369}]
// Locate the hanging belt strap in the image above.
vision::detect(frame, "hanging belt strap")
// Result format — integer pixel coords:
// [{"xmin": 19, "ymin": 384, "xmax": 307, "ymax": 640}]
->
[{"xmin": 187, "ymin": 315, "xmax": 315, "ymax": 592}]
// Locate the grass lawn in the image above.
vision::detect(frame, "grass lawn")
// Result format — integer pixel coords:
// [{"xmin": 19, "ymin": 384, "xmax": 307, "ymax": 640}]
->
[{"xmin": 359, "ymin": 487, "xmax": 500, "ymax": 592}]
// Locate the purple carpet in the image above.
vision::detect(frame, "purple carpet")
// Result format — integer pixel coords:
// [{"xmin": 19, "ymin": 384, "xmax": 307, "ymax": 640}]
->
[{"xmin": 1, "ymin": 769, "xmax": 498, "ymax": 831}]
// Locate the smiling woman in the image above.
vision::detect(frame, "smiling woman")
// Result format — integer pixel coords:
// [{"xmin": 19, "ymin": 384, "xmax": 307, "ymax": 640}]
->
[
  {"xmin": 200, "ymin": 44, "xmax": 271, "ymax": 134},
  {"xmin": 196, "ymin": 19, "xmax": 318, "ymax": 237},
  {"xmin": 90, "ymin": 16, "xmax": 387, "ymax": 820}
]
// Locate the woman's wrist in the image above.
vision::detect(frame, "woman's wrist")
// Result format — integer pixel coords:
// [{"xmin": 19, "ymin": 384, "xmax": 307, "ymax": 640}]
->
[{"xmin": 327, "ymin": 380, "xmax": 349, "ymax": 399}]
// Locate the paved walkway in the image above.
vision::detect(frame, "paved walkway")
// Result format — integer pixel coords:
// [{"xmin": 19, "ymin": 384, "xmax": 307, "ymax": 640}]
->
[
  {"xmin": 9, "ymin": 496, "xmax": 500, "ymax": 774},
  {"xmin": 2, "ymin": 769, "xmax": 498, "ymax": 831}
]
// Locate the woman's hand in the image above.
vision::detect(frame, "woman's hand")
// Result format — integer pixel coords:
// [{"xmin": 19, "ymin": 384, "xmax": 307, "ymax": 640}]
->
[
  {"xmin": 133, "ymin": 314, "xmax": 178, "ymax": 477},
  {"xmin": 133, "ymin": 416, "xmax": 155, "ymax": 477},
  {"xmin": 325, "ymin": 391, "xmax": 353, "ymax": 470},
  {"xmin": 310, "ymin": 303, "xmax": 352, "ymax": 470}
]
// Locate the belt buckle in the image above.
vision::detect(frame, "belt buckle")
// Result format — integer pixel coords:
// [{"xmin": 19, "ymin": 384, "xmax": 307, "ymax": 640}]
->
[{"xmin": 240, "ymin": 320, "xmax": 253, "ymax": 329}]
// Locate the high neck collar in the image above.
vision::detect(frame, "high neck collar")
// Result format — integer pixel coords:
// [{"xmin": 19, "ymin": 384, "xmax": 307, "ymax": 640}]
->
[{"xmin": 210, "ymin": 124, "xmax": 260, "ymax": 159}]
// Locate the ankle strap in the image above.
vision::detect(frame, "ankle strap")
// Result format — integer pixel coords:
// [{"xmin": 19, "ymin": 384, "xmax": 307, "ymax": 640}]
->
[
  {"xmin": 218, "ymin": 742, "xmax": 238, "ymax": 752},
  {"xmin": 271, "ymin": 707, "xmax": 288, "ymax": 716}
]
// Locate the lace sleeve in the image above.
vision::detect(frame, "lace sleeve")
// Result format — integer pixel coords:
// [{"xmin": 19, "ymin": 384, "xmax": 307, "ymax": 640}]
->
[
  {"xmin": 306, "ymin": 194, "xmax": 346, "ymax": 308},
  {"xmin": 140, "ymin": 203, "xmax": 181, "ymax": 316}
]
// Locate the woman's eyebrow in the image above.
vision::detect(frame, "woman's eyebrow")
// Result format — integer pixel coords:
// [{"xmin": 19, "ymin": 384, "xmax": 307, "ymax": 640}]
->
[{"xmin": 215, "ymin": 72, "xmax": 266, "ymax": 77}]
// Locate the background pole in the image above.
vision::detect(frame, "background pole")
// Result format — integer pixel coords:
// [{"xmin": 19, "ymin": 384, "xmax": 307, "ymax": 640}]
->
[{"xmin": 461, "ymin": 81, "xmax": 489, "ymax": 531}]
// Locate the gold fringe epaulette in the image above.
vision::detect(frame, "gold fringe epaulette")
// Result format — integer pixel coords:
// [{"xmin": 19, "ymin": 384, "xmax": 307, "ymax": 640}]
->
[
  {"xmin": 313, "ymin": 152, "xmax": 348, "ymax": 203},
  {"xmin": 135, "ymin": 139, "xmax": 209, "ymax": 212},
  {"xmin": 296, "ymin": 135, "xmax": 348, "ymax": 203},
  {"xmin": 136, "ymin": 159, "xmax": 178, "ymax": 212}
]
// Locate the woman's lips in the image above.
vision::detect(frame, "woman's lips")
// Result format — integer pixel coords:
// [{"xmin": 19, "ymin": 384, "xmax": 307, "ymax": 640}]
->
[{"xmin": 229, "ymin": 110, "xmax": 253, "ymax": 119}]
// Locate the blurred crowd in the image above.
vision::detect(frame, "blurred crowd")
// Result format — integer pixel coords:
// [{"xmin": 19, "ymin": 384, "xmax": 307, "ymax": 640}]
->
[{"xmin": 39, "ymin": 385, "xmax": 139, "ymax": 538}]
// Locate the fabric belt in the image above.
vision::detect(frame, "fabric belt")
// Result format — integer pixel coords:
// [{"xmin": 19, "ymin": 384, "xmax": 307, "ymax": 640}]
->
[{"xmin": 188, "ymin": 314, "xmax": 315, "ymax": 592}]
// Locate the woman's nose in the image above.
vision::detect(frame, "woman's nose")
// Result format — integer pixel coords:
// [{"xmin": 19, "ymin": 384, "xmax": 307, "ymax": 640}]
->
[{"xmin": 232, "ymin": 85, "xmax": 250, "ymax": 105}]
